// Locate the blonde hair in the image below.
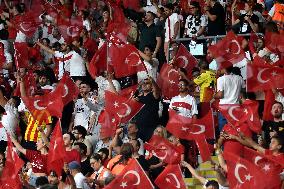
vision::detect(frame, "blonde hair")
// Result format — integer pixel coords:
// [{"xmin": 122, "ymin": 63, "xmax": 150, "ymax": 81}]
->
[{"xmin": 154, "ymin": 125, "xmax": 168, "ymax": 139}]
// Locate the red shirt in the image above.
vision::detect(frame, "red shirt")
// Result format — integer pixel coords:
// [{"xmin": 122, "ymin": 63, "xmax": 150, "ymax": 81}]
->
[
  {"xmin": 65, "ymin": 149, "xmax": 81, "ymax": 163},
  {"xmin": 26, "ymin": 150, "xmax": 48, "ymax": 174}
]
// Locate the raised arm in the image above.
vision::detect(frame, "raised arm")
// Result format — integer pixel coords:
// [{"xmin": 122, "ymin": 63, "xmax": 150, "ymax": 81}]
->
[
  {"xmin": 181, "ymin": 161, "xmax": 207, "ymax": 184},
  {"xmin": 36, "ymin": 41, "xmax": 55, "ymax": 55},
  {"xmin": 149, "ymin": 77, "xmax": 160, "ymax": 99},
  {"xmin": 11, "ymin": 136, "xmax": 26, "ymax": 155}
]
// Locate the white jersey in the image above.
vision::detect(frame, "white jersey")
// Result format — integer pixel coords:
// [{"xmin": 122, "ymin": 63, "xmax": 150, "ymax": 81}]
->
[
  {"xmin": 73, "ymin": 97, "xmax": 96, "ymax": 130},
  {"xmin": 169, "ymin": 94, "xmax": 198, "ymax": 118},
  {"xmin": 165, "ymin": 13, "xmax": 180, "ymax": 42},
  {"xmin": 217, "ymin": 74, "xmax": 245, "ymax": 104}
]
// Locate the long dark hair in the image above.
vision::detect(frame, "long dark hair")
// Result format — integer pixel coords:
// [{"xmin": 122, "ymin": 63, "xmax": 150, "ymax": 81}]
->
[{"xmin": 110, "ymin": 143, "xmax": 134, "ymax": 171}]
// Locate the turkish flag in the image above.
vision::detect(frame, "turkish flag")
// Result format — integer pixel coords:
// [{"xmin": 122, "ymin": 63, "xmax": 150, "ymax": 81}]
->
[
  {"xmin": 195, "ymin": 135, "xmax": 211, "ymax": 162},
  {"xmin": 98, "ymin": 110, "xmax": 119, "ymax": 139},
  {"xmin": 47, "ymin": 121, "xmax": 66, "ymax": 177},
  {"xmin": 263, "ymin": 90, "xmax": 275, "ymax": 121},
  {"xmin": 265, "ymin": 32, "xmax": 284, "ymax": 60},
  {"xmin": 14, "ymin": 42, "xmax": 29, "ymax": 68},
  {"xmin": 208, "ymin": 31, "xmax": 246, "ymax": 68},
  {"xmin": 104, "ymin": 158, "xmax": 154, "ymax": 189},
  {"xmin": 172, "ymin": 44, "xmax": 198, "ymax": 76},
  {"xmin": 247, "ymin": 63, "xmax": 284, "ymax": 92},
  {"xmin": 252, "ymin": 55, "xmax": 267, "ymax": 66},
  {"xmin": 157, "ymin": 64, "xmax": 179, "ymax": 99},
  {"xmin": 89, "ymin": 43, "xmax": 107, "ymax": 79},
  {"xmin": 144, "ymin": 135, "xmax": 182, "ymax": 164},
  {"xmin": 218, "ymin": 100, "xmax": 262, "ymax": 133},
  {"xmin": 51, "ymin": 73, "xmax": 79, "ymax": 105},
  {"xmin": 22, "ymin": 92, "xmax": 64, "ymax": 121},
  {"xmin": 109, "ymin": 43, "xmax": 143, "ymax": 78},
  {"xmin": 243, "ymin": 147, "xmax": 282, "ymax": 189},
  {"xmin": 224, "ymin": 151, "xmax": 267, "ymax": 189},
  {"xmin": 11, "ymin": 12, "xmax": 41, "ymax": 37},
  {"xmin": 0, "ymin": 135, "xmax": 24, "ymax": 189},
  {"xmin": 41, "ymin": 0, "xmax": 60, "ymax": 18},
  {"xmin": 122, "ymin": 0, "xmax": 141, "ymax": 11},
  {"xmin": 105, "ymin": 91, "xmax": 144, "ymax": 123},
  {"xmin": 119, "ymin": 85, "xmax": 138, "ymax": 99},
  {"xmin": 155, "ymin": 164, "xmax": 186, "ymax": 189},
  {"xmin": 57, "ymin": 16, "xmax": 83, "ymax": 43},
  {"xmin": 166, "ymin": 110, "xmax": 215, "ymax": 140},
  {"xmin": 106, "ymin": 2, "xmax": 130, "ymax": 43}
]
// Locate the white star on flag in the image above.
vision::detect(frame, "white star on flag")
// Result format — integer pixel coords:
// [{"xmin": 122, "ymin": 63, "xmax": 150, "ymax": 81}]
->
[
  {"xmin": 114, "ymin": 101, "xmax": 119, "ymax": 108},
  {"xmin": 271, "ymin": 71, "xmax": 278, "ymax": 77},
  {"xmin": 262, "ymin": 164, "xmax": 270, "ymax": 172},
  {"xmin": 245, "ymin": 174, "xmax": 253, "ymax": 181},
  {"xmin": 120, "ymin": 181, "xmax": 127, "ymax": 188}
]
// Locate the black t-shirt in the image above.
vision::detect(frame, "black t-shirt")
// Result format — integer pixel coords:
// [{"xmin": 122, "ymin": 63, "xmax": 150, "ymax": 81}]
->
[
  {"xmin": 207, "ymin": 2, "xmax": 226, "ymax": 36},
  {"xmin": 136, "ymin": 155, "xmax": 150, "ymax": 172},
  {"xmin": 138, "ymin": 23, "xmax": 161, "ymax": 51},
  {"xmin": 81, "ymin": 157, "xmax": 94, "ymax": 176},
  {"xmin": 262, "ymin": 121, "xmax": 284, "ymax": 146},
  {"xmin": 135, "ymin": 92, "xmax": 160, "ymax": 141},
  {"xmin": 238, "ymin": 13, "xmax": 259, "ymax": 34}
]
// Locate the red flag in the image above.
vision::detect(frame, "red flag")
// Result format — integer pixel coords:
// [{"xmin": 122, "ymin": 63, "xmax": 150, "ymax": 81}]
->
[
  {"xmin": 57, "ymin": 16, "xmax": 83, "ymax": 43},
  {"xmin": 105, "ymin": 91, "xmax": 144, "ymax": 123},
  {"xmin": 208, "ymin": 31, "xmax": 246, "ymax": 68},
  {"xmin": 109, "ymin": 43, "xmax": 143, "ymax": 78},
  {"xmin": 22, "ymin": 93, "xmax": 64, "ymax": 120},
  {"xmin": 11, "ymin": 12, "xmax": 41, "ymax": 37},
  {"xmin": 106, "ymin": 2, "xmax": 131, "ymax": 43},
  {"xmin": 263, "ymin": 90, "xmax": 275, "ymax": 121},
  {"xmin": 217, "ymin": 100, "xmax": 262, "ymax": 133},
  {"xmin": 248, "ymin": 32, "xmax": 259, "ymax": 55},
  {"xmin": 155, "ymin": 164, "xmax": 186, "ymax": 189},
  {"xmin": 104, "ymin": 158, "xmax": 154, "ymax": 189},
  {"xmin": 172, "ymin": 44, "xmax": 198, "ymax": 76},
  {"xmin": 51, "ymin": 73, "xmax": 79, "ymax": 105},
  {"xmin": 0, "ymin": 135, "xmax": 24, "ymax": 189},
  {"xmin": 166, "ymin": 110, "xmax": 215, "ymax": 140},
  {"xmin": 47, "ymin": 121, "xmax": 66, "ymax": 177},
  {"xmin": 247, "ymin": 63, "xmax": 284, "ymax": 91},
  {"xmin": 144, "ymin": 135, "xmax": 182, "ymax": 164},
  {"xmin": 119, "ymin": 85, "xmax": 138, "ymax": 99},
  {"xmin": 195, "ymin": 135, "xmax": 211, "ymax": 162},
  {"xmin": 98, "ymin": 110, "xmax": 119, "ymax": 139},
  {"xmin": 14, "ymin": 42, "xmax": 29, "ymax": 68},
  {"xmin": 224, "ymin": 152, "xmax": 268, "ymax": 189},
  {"xmin": 265, "ymin": 32, "xmax": 284, "ymax": 59},
  {"xmin": 243, "ymin": 147, "xmax": 282, "ymax": 189},
  {"xmin": 157, "ymin": 64, "xmax": 179, "ymax": 99},
  {"xmin": 89, "ymin": 43, "xmax": 107, "ymax": 79}
]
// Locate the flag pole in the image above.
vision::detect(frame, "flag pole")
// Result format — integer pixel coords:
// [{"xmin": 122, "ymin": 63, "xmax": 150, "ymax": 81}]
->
[{"xmin": 106, "ymin": 39, "xmax": 109, "ymax": 72}]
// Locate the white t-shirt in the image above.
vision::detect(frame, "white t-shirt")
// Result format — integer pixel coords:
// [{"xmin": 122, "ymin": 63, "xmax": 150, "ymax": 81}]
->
[
  {"xmin": 69, "ymin": 51, "xmax": 86, "ymax": 77},
  {"xmin": 0, "ymin": 104, "xmax": 19, "ymax": 141},
  {"xmin": 169, "ymin": 94, "xmax": 198, "ymax": 118},
  {"xmin": 137, "ymin": 58, "xmax": 159, "ymax": 83},
  {"xmin": 54, "ymin": 51, "xmax": 86, "ymax": 79},
  {"xmin": 122, "ymin": 136, "xmax": 144, "ymax": 155},
  {"xmin": 74, "ymin": 97, "xmax": 95, "ymax": 130},
  {"xmin": 217, "ymin": 74, "xmax": 245, "ymax": 104},
  {"xmin": 95, "ymin": 76, "xmax": 121, "ymax": 104},
  {"xmin": 165, "ymin": 13, "xmax": 180, "ymax": 42},
  {"xmin": 185, "ymin": 15, "xmax": 207, "ymax": 37},
  {"xmin": 74, "ymin": 172, "xmax": 90, "ymax": 189}
]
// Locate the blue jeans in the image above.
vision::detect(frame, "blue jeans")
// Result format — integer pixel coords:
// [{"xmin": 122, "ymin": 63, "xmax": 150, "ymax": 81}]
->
[{"xmin": 218, "ymin": 112, "xmax": 227, "ymax": 132}]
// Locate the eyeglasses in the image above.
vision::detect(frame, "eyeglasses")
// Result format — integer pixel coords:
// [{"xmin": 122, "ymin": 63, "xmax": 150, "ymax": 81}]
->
[{"xmin": 178, "ymin": 83, "xmax": 187, "ymax": 87}]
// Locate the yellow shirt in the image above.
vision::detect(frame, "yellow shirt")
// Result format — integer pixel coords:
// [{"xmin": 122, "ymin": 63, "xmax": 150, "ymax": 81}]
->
[
  {"xmin": 24, "ymin": 110, "xmax": 52, "ymax": 142},
  {"xmin": 193, "ymin": 70, "xmax": 216, "ymax": 102}
]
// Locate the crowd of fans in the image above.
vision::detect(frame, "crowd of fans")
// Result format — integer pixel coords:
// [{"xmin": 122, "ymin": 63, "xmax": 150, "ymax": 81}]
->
[{"xmin": 0, "ymin": 0, "xmax": 283, "ymax": 188}]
